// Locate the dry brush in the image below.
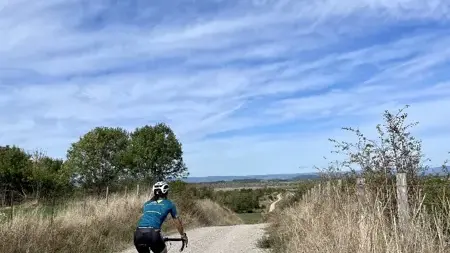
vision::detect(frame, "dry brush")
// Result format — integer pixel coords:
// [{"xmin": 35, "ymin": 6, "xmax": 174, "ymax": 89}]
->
[
  {"xmin": 261, "ymin": 105, "xmax": 450, "ymax": 252},
  {"xmin": 0, "ymin": 189, "xmax": 242, "ymax": 253},
  {"xmin": 264, "ymin": 183, "xmax": 450, "ymax": 253}
]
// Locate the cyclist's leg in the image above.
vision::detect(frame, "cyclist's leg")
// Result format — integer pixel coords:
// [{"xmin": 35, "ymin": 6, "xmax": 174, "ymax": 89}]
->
[
  {"xmin": 134, "ymin": 228, "xmax": 151, "ymax": 253},
  {"xmin": 134, "ymin": 244, "xmax": 151, "ymax": 253},
  {"xmin": 150, "ymin": 244, "xmax": 167, "ymax": 253},
  {"xmin": 148, "ymin": 229, "xmax": 167, "ymax": 253}
]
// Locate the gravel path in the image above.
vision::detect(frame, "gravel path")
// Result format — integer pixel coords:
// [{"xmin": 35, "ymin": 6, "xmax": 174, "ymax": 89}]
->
[
  {"xmin": 269, "ymin": 193, "xmax": 282, "ymax": 212},
  {"xmin": 121, "ymin": 223, "xmax": 269, "ymax": 253},
  {"xmin": 121, "ymin": 194, "xmax": 282, "ymax": 253}
]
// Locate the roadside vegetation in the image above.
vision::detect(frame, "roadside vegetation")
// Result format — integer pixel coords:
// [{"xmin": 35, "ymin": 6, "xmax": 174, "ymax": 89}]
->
[
  {"xmin": 186, "ymin": 183, "xmax": 285, "ymax": 223},
  {"xmin": 268, "ymin": 180, "xmax": 316, "ymax": 211},
  {"xmin": 0, "ymin": 123, "xmax": 241, "ymax": 253},
  {"xmin": 261, "ymin": 105, "xmax": 450, "ymax": 252},
  {"xmin": 213, "ymin": 188, "xmax": 279, "ymax": 213},
  {"xmin": 195, "ymin": 178, "xmax": 313, "ymax": 191}
]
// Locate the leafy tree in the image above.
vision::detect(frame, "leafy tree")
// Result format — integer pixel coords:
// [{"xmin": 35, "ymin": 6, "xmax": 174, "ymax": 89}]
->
[
  {"xmin": 322, "ymin": 105, "xmax": 429, "ymax": 218},
  {"xmin": 127, "ymin": 123, "xmax": 188, "ymax": 182},
  {"xmin": 327, "ymin": 105, "xmax": 426, "ymax": 183},
  {"xmin": 0, "ymin": 145, "xmax": 33, "ymax": 197},
  {"xmin": 65, "ymin": 127, "xmax": 129, "ymax": 194},
  {"xmin": 212, "ymin": 188, "xmax": 266, "ymax": 213},
  {"xmin": 29, "ymin": 149, "xmax": 70, "ymax": 200}
]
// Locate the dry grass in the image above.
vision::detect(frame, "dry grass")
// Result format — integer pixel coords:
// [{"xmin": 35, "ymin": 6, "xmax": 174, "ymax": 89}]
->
[
  {"xmin": 265, "ymin": 186, "xmax": 450, "ymax": 253},
  {"xmin": 0, "ymin": 192, "xmax": 242, "ymax": 253},
  {"xmin": 193, "ymin": 199, "xmax": 242, "ymax": 226}
]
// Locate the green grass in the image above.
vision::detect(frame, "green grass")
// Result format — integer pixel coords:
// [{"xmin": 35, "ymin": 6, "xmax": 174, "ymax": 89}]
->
[{"xmin": 237, "ymin": 212, "xmax": 263, "ymax": 224}]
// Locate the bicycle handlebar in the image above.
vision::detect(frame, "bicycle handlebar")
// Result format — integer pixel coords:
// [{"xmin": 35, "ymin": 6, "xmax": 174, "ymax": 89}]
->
[{"xmin": 163, "ymin": 237, "xmax": 188, "ymax": 252}]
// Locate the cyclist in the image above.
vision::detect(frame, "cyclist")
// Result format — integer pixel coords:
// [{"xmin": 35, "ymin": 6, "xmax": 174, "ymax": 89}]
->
[{"xmin": 134, "ymin": 181, "xmax": 188, "ymax": 253}]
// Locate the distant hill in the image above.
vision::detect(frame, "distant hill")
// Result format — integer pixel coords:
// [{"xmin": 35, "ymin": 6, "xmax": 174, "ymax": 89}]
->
[
  {"xmin": 183, "ymin": 172, "xmax": 320, "ymax": 183},
  {"xmin": 182, "ymin": 166, "xmax": 449, "ymax": 183},
  {"xmin": 423, "ymin": 166, "xmax": 449, "ymax": 176}
]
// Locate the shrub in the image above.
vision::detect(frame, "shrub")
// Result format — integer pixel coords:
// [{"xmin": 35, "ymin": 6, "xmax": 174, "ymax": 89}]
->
[{"xmin": 262, "ymin": 105, "xmax": 450, "ymax": 252}]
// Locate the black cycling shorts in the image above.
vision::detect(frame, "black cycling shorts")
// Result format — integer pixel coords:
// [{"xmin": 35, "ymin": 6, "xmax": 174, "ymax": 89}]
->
[{"xmin": 134, "ymin": 227, "xmax": 166, "ymax": 253}]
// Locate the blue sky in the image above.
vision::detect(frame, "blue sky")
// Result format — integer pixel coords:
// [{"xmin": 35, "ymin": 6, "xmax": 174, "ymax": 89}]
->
[{"xmin": 1, "ymin": 0, "xmax": 450, "ymax": 177}]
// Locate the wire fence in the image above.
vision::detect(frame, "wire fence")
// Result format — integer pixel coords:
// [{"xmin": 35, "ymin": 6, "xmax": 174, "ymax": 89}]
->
[
  {"xmin": 302, "ymin": 173, "xmax": 450, "ymax": 233},
  {"xmin": 0, "ymin": 183, "xmax": 155, "ymax": 224}
]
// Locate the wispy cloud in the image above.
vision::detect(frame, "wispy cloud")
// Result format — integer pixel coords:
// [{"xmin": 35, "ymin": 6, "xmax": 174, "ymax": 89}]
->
[{"xmin": 1, "ymin": 0, "xmax": 450, "ymax": 176}]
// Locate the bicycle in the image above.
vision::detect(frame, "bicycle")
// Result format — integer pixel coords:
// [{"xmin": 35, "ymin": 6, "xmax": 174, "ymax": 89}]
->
[{"xmin": 163, "ymin": 236, "xmax": 188, "ymax": 252}]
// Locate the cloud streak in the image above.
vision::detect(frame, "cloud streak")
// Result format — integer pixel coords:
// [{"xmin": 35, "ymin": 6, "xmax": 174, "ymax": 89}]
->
[{"xmin": 1, "ymin": 0, "xmax": 450, "ymax": 176}]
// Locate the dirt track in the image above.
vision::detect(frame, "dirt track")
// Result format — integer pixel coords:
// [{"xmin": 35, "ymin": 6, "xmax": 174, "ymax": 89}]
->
[
  {"xmin": 269, "ymin": 193, "xmax": 282, "ymax": 212},
  {"xmin": 121, "ymin": 194, "xmax": 283, "ymax": 253},
  {"xmin": 121, "ymin": 223, "xmax": 269, "ymax": 253}
]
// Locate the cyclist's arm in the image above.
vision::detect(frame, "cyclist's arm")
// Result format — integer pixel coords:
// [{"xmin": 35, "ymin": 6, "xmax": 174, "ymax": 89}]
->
[
  {"xmin": 173, "ymin": 217, "xmax": 185, "ymax": 235},
  {"xmin": 170, "ymin": 202, "xmax": 185, "ymax": 235}
]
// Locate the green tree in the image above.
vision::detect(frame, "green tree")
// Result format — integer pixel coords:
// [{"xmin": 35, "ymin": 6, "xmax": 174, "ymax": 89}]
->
[
  {"xmin": 65, "ymin": 127, "xmax": 129, "ymax": 194},
  {"xmin": 29, "ymin": 150, "xmax": 71, "ymax": 200},
  {"xmin": 127, "ymin": 123, "xmax": 188, "ymax": 182},
  {"xmin": 0, "ymin": 145, "xmax": 33, "ymax": 197},
  {"xmin": 324, "ymin": 105, "xmax": 428, "ymax": 217}
]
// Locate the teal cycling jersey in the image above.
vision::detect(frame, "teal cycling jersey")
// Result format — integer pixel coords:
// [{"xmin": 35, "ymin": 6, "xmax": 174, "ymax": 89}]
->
[{"xmin": 137, "ymin": 198, "xmax": 178, "ymax": 229}]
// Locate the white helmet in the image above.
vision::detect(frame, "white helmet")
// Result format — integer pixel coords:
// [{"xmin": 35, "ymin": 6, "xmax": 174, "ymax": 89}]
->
[{"xmin": 152, "ymin": 181, "xmax": 169, "ymax": 195}]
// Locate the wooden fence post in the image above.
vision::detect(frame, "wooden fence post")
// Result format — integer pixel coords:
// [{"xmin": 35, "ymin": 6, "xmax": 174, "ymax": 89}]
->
[
  {"xmin": 356, "ymin": 178, "xmax": 365, "ymax": 205},
  {"xmin": 335, "ymin": 179, "xmax": 342, "ymax": 195},
  {"xmin": 396, "ymin": 173, "xmax": 409, "ymax": 232},
  {"xmin": 313, "ymin": 186, "xmax": 318, "ymax": 201},
  {"xmin": 106, "ymin": 186, "xmax": 109, "ymax": 206},
  {"xmin": 84, "ymin": 189, "xmax": 88, "ymax": 214},
  {"xmin": 50, "ymin": 197, "xmax": 56, "ymax": 226},
  {"xmin": 125, "ymin": 186, "xmax": 128, "ymax": 198},
  {"xmin": 136, "ymin": 184, "xmax": 140, "ymax": 196},
  {"xmin": 1, "ymin": 188, "xmax": 5, "ymax": 207},
  {"xmin": 10, "ymin": 191, "xmax": 14, "ymax": 223}
]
